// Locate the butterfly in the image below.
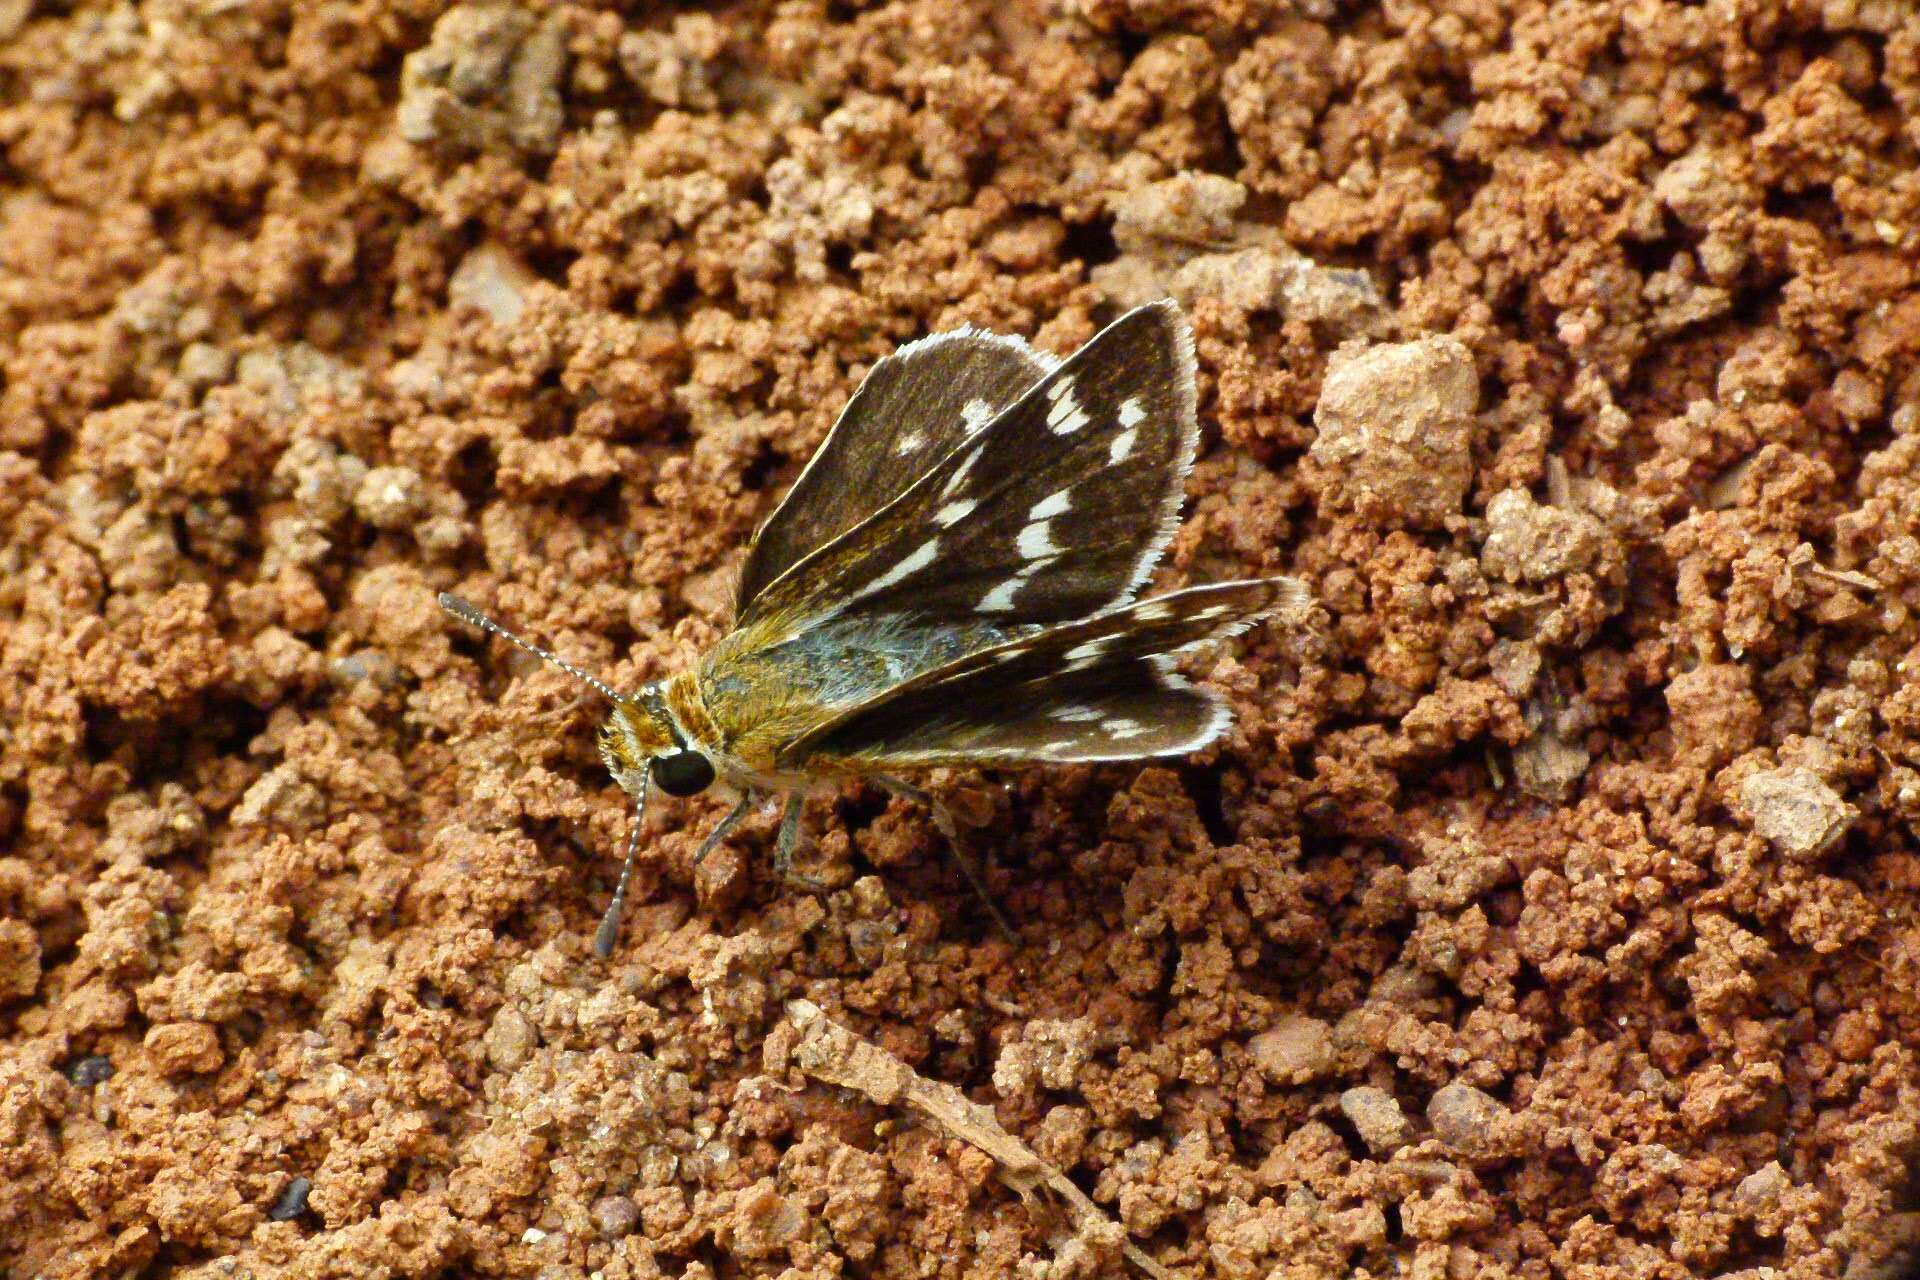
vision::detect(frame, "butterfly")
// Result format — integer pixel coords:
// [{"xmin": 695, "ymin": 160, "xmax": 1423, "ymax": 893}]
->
[{"xmin": 441, "ymin": 300, "xmax": 1308, "ymax": 955}]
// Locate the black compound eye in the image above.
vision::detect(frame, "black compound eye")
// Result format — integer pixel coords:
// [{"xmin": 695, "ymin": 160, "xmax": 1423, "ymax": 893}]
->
[{"xmin": 653, "ymin": 750, "xmax": 715, "ymax": 797}]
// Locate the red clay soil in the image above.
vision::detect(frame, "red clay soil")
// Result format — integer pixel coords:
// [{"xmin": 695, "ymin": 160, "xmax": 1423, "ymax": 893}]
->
[{"xmin": 4, "ymin": 2, "xmax": 1919, "ymax": 1277}]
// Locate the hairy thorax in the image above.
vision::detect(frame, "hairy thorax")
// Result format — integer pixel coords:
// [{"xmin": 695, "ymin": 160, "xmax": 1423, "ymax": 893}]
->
[{"xmin": 598, "ymin": 669, "xmax": 819, "ymax": 796}]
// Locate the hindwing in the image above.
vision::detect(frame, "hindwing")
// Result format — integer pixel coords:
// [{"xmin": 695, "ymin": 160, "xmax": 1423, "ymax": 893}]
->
[
  {"xmin": 813, "ymin": 657, "xmax": 1223, "ymax": 767},
  {"xmin": 781, "ymin": 577, "xmax": 1307, "ymax": 770}
]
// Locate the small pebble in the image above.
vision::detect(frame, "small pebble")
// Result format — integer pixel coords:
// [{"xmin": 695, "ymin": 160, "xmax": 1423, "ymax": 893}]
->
[
  {"xmin": 65, "ymin": 1055, "xmax": 115, "ymax": 1088},
  {"xmin": 1427, "ymin": 1082, "xmax": 1512, "ymax": 1159},
  {"xmin": 353, "ymin": 465, "xmax": 426, "ymax": 531},
  {"xmin": 592, "ymin": 1193, "xmax": 641, "ymax": 1238},
  {"xmin": 1309, "ymin": 336, "xmax": 1478, "ymax": 530},
  {"xmin": 177, "ymin": 342, "xmax": 233, "ymax": 390},
  {"xmin": 486, "ymin": 1006, "xmax": 539, "ymax": 1072},
  {"xmin": 1248, "ymin": 1014, "xmax": 1335, "ymax": 1085},
  {"xmin": 268, "ymin": 1175, "xmax": 312, "ymax": 1221},
  {"xmin": 1734, "ymin": 1160, "xmax": 1788, "ymax": 1211},
  {"xmin": 144, "ymin": 1021, "xmax": 224, "ymax": 1076},
  {"xmin": 1738, "ymin": 767, "xmax": 1856, "ymax": 862},
  {"xmin": 1339, "ymin": 1086, "xmax": 1413, "ymax": 1154}
]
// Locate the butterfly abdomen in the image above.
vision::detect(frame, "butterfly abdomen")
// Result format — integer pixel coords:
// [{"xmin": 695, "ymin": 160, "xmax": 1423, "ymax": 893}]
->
[{"xmin": 697, "ymin": 614, "xmax": 1036, "ymax": 771}]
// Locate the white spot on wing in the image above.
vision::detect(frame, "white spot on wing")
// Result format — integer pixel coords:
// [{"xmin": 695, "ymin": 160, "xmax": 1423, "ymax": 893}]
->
[
  {"xmin": 1028, "ymin": 491, "xmax": 1071, "ymax": 520},
  {"xmin": 977, "ymin": 577, "xmax": 1024, "ymax": 612},
  {"xmin": 846, "ymin": 538, "xmax": 941, "ymax": 605},
  {"xmin": 977, "ymin": 551, "xmax": 1060, "ymax": 613},
  {"xmin": 1117, "ymin": 397, "xmax": 1146, "ymax": 427},
  {"xmin": 1056, "ymin": 705, "xmax": 1103, "ymax": 722},
  {"xmin": 1064, "ymin": 638, "xmax": 1108, "ymax": 663},
  {"xmin": 1109, "ymin": 427, "xmax": 1139, "ymax": 463},
  {"xmin": 942, "ymin": 443, "xmax": 985, "ymax": 497},
  {"xmin": 1017, "ymin": 520, "xmax": 1058, "ymax": 559},
  {"xmin": 895, "ymin": 431, "xmax": 925, "ymax": 455},
  {"xmin": 1046, "ymin": 378, "xmax": 1089, "ymax": 434},
  {"xmin": 934, "ymin": 498, "xmax": 977, "ymax": 527},
  {"xmin": 961, "ymin": 398, "xmax": 995, "ymax": 431},
  {"xmin": 1137, "ymin": 600, "xmax": 1173, "ymax": 620}
]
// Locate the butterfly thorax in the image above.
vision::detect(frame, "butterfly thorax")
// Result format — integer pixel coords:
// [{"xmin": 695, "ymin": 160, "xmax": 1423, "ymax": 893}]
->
[
  {"xmin": 597, "ymin": 665, "xmax": 817, "ymax": 797},
  {"xmin": 693, "ymin": 612, "xmax": 1038, "ymax": 780}
]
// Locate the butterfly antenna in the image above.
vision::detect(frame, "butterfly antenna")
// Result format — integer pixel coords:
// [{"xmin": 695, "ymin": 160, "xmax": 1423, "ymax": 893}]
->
[
  {"xmin": 594, "ymin": 767, "xmax": 650, "ymax": 959},
  {"xmin": 438, "ymin": 593, "xmax": 622, "ymax": 702}
]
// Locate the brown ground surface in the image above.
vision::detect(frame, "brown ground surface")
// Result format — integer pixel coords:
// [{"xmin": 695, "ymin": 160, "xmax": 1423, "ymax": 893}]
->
[{"xmin": 3, "ymin": 1, "xmax": 1919, "ymax": 1277}]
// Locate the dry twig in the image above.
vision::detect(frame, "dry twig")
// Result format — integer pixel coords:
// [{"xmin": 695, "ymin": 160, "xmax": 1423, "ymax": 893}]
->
[{"xmin": 782, "ymin": 999, "xmax": 1172, "ymax": 1279}]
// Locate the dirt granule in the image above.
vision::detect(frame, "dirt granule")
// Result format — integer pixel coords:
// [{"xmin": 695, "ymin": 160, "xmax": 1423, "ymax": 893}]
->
[{"xmin": 3, "ymin": 2, "xmax": 1919, "ymax": 1278}]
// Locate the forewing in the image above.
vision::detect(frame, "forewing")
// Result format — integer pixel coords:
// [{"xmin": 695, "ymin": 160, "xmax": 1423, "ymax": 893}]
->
[
  {"xmin": 737, "ymin": 301, "xmax": 1198, "ymax": 638},
  {"xmin": 784, "ymin": 577, "xmax": 1307, "ymax": 770},
  {"xmin": 735, "ymin": 328, "xmax": 1055, "ymax": 614}
]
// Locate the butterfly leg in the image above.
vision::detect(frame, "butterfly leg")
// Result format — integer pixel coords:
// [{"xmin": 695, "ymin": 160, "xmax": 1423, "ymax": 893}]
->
[
  {"xmin": 874, "ymin": 777, "xmax": 1015, "ymax": 943},
  {"xmin": 773, "ymin": 791, "xmax": 828, "ymax": 890},
  {"xmin": 694, "ymin": 793, "xmax": 752, "ymax": 864}
]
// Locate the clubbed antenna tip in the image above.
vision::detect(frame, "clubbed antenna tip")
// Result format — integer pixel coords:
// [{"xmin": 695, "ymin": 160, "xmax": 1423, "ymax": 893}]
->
[{"xmin": 594, "ymin": 769, "xmax": 650, "ymax": 959}]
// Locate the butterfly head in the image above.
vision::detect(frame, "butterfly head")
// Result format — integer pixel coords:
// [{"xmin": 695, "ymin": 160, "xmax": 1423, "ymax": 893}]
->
[
  {"xmin": 437, "ymin": 593, "xmax": 719, "ymax": 806},
  {"xmin": 599, "ymin": 687, "xmax": 716, "ymax": 800},
  {"xmin": 437, "ymin": 593, "xmax": 721, "ymax": 958}
]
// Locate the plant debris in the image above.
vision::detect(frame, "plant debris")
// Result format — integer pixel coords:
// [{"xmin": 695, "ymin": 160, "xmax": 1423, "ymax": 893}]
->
[{"xmin": 781, "ymin": 999, "xmax": 1173, "ymax": 1278}]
